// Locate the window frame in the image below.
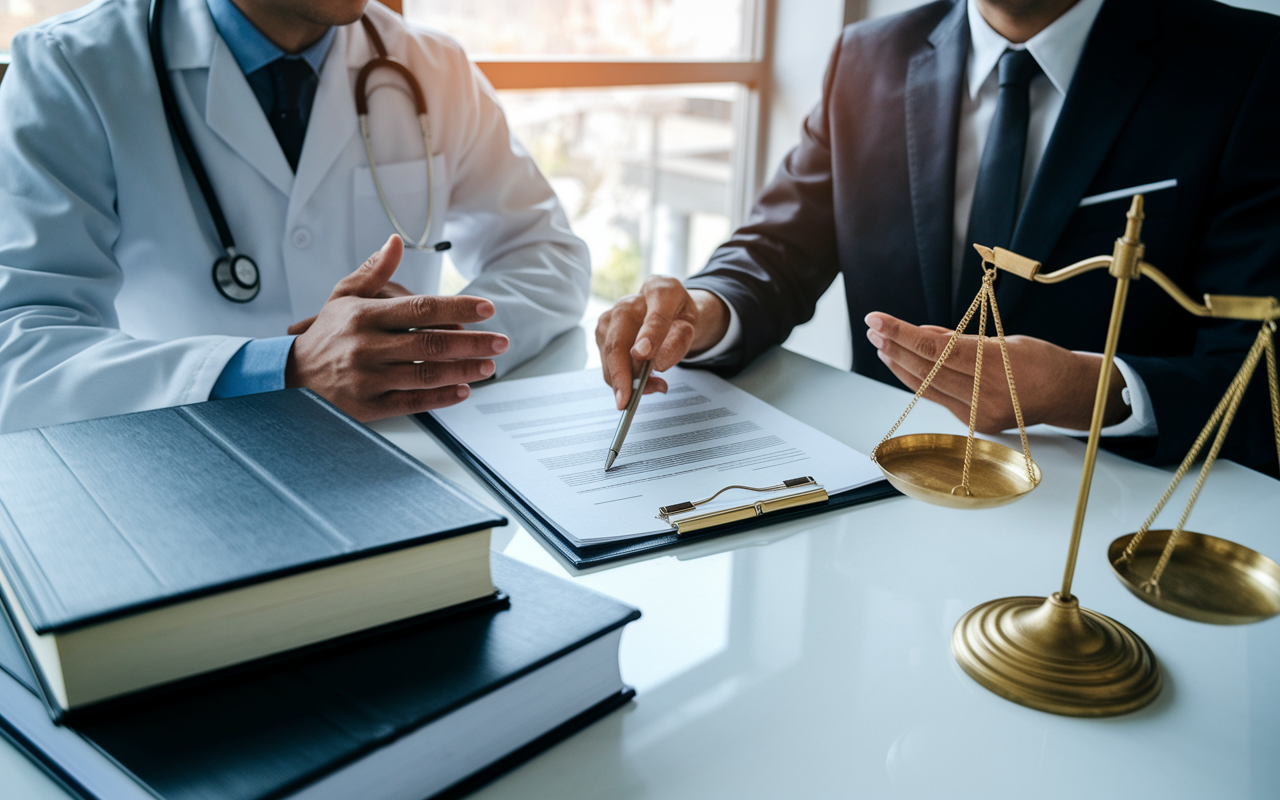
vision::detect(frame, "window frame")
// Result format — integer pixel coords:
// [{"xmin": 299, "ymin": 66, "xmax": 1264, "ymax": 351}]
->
[
  {"xmin": 0, "ymin": 0, "xmax": 874, "ymax": 228},
  {"xmin": 388, "ymin": 0, "xmax": 775, "ymax": 226}
]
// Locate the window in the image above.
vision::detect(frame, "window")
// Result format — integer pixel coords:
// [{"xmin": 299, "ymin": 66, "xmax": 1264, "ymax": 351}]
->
[
  {"xmin": 0, "ymin": 0, "xmax": 769, "ymax": 314},
  {"xmin": 402, "ymin": 0, "xmax": 767, "ymax": 310},
  {"xmin": 0, "ymin": 0, "xmax": 82, "ymax": 53},
  {"xmin": 495, "ymin": 83, "xmax": 742, "ymax": 306},
  {"xmin": 405, "ymin": 0, "xmax": 752, "ymax": 58}
]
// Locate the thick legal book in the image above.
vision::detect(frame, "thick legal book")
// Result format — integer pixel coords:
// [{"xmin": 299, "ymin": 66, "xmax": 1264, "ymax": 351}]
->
[
  {"xmin": 0, "ymin": 555, "xmax": 638, "ymax": 800},
  {"xmin": 0, "ymin": 390, "xmax": 506, "ymax": 718}
]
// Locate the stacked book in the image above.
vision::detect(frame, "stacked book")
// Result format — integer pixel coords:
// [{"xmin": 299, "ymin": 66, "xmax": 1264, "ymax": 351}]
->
[{"xmin": 0, "ymin": 390, "xmax": 639, "ymax": 800}]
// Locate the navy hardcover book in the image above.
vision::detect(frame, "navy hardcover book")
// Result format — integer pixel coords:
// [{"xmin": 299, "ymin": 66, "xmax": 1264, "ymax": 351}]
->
[
  {"xmin": 0, "ymin": 554, "xmax": 639, "ymax": 800},
  {"xmin": 0, "ymin": 390, "xmax": 508, "ymax": 715}
]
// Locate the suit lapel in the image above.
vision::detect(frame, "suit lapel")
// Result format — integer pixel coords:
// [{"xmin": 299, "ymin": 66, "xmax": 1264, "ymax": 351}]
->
[
  {"xmin": 204, "ymin": 37, "xmax": 295, "ymax": 197},
  {"xmin": 998, "ymin": 0, "xmax": 1158, "ymax": 312},
  {"xmin": 904, "ymin": 1, "xmax": 969, "ymax": 327},
  {"xmin": 290, "ymin": 25, "xmax": 359, "ymax": 219}
]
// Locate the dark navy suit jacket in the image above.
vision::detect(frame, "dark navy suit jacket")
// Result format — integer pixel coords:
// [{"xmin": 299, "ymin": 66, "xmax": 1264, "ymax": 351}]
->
[{"xmin": 685, "ymin": 0, "xmax": 1280, "ymax": 473}]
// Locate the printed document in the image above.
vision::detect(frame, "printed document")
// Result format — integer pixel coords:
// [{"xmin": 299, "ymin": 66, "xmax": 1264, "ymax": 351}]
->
[{"xmin": 429, "ymin": 367, "xmax": 882, "ymax": 545}]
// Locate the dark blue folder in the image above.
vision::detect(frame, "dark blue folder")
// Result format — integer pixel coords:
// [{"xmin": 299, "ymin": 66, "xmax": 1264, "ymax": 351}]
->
[{"xmin": 415, "ymin": 412, "xmax": 899, "ymax": 567}]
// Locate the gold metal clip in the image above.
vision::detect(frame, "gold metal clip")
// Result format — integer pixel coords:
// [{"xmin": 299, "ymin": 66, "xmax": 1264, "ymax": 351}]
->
[{"xmin": 657, "ymin": 477, "xmax": 830, "ymax": 536}]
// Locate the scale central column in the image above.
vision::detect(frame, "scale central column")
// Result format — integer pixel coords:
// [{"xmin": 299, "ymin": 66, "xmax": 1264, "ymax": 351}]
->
[{"xmin": 950, "ymin": 197, "xmax": 1162, "ymax": 717}]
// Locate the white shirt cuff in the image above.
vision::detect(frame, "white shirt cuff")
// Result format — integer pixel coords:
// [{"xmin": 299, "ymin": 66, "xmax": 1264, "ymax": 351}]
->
[
  {"xmin": 1034, "ymin": 354, "xmax": 1157, "ymax": 438},
  {"xmin": 681, "ymin": 290, "xmax": 743, "ymax": 364}
]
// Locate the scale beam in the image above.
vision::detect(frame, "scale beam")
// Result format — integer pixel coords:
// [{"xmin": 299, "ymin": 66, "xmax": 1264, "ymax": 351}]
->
[
  {"xmin": 976, "ymin": 247, "xmax": 1280, "ymax": 321},
  {"xmin": 955, "ymin": 194, "xmax": 1258, "ymax": 717},
  {"xmin": 955, "ymin": 194, "xmax": 1279, "ymax": 716}
]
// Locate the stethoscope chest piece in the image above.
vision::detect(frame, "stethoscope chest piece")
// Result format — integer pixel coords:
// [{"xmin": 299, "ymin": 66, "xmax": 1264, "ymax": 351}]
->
[{"xmin": 213, "ymin": 252, "xmax": 260, "ymax": 303}]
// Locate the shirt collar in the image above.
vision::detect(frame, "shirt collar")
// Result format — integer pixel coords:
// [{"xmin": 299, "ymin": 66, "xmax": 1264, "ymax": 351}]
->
[
  {"xmin": 965, "ymin": 0, "xmax": 1105, "ymax": 99},
  {"xmin": 205, "ymin": 0, "xmax": 335, "ymax": 76}
]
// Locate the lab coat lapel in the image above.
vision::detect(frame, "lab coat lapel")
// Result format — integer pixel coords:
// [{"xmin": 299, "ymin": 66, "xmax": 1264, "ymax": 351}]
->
[
  {"xmin": 204, "ymin": 38, "xmax": 295, "ymax": 197},
  {"xmin": 163, "ymin": 0, "xmax": 218, "ymax": 71},
  {"xmin": 290, "ymin": 25, "xmax": 358, "ymax": 218},
  {"xmin": 904, "ymin": 0, "xmax": 968, "ymax": 327},
  {"xmin": 997, "ymin": 0, "xmax": 1158, "ymax": 313}
]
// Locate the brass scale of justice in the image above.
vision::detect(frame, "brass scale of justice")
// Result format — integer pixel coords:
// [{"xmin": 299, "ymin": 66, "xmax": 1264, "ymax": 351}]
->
[{"xmin": 869, "ymin": 195, "xmax": 1280, "ymax": 716}]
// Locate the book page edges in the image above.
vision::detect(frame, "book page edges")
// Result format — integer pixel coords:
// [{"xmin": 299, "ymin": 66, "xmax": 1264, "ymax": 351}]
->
[{"xmin": 38, "ymin": 529, "xmax": 493, "ymax": 709}]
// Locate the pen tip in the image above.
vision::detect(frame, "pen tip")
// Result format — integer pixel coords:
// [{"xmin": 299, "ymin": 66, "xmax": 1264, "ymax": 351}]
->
[{"xmin": 604, "ymin": 451, "xmax": 617, "ymax": 471}]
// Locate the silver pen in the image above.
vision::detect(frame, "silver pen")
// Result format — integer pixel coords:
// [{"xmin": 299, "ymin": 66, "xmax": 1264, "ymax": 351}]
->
[{"xmin": 604, "ymin": 360, "xmax": 653, "ymax": 471}]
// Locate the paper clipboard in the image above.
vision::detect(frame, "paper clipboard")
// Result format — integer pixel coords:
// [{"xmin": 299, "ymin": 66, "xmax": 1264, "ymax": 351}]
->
[
  {"xmin": 658, "ymin": 477, "xmax": 831, "ymax": 535},
  {"xmin": 415, "ymin": 413, "xmax": 900, "ymax": 568}
]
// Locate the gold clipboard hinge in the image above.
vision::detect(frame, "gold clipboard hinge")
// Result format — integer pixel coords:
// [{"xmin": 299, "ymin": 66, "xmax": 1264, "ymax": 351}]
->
[{"xmin": 658, "ymin": 477, "xmax": 830, "ymax": 537}]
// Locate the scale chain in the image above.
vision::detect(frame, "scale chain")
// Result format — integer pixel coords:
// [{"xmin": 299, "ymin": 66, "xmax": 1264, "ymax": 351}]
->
[
  {"xmin": 986, "ymin": 269, "xmax": 1036, "ymax": 485},
  {"xmin": 1265, "ymin": 323, "xmax": 1280, "ymax": 469},
  {"xmin": 958, "ymin": 276, "xmax": 991, "ymax": 496},
  {"xmin": 1119, "ymin": 325, "xmax": 1270, "ymax": 563},
  {"xmin": 1118, "ymin": 325, "xmax": 1271, "ymax": 593},
  {"xmin": 871, "ymin": 282, "xmax": 987, "ymax": 455},
  {"xmin": 870, "ymin": 261, "xmax": 1037, "ymax": 493}
]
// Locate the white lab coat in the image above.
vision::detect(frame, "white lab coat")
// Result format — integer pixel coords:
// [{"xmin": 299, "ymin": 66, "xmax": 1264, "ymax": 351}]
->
[{"xmin": 0, "ymin": 0, "xmax": 590, "ymax": 433}]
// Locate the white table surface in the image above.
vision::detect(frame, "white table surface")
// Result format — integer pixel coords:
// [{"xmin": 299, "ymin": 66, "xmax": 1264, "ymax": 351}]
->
[{"xmin": 6, "ymin": 327, "xmax": 1279, "ymax": 800}]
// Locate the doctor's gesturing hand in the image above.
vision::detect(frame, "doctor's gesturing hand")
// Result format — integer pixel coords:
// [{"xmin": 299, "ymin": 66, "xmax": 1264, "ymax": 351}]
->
[
  {"xmin": 595, "ymin": 276, "xmax": 731, "ymax": 410},
  {"xmin": 285, "ymin": 235, "xmax": 509, "ymax": 421}
]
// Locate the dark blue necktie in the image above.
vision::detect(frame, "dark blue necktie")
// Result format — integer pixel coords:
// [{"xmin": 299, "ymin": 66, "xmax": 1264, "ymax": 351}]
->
[
  {"xmin": 264, "ymin": 57, "xmax": 317, "ymax": 172},
  {"xmin": 956, "ymin": 48, "xmax": 1042, "ymax": 317}
]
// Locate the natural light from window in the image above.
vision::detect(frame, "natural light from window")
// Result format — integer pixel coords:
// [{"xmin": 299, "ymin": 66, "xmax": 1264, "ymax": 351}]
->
[
  {"xmin": 405, "ymin": 0, "xmax": 749, "ymax": 58},
  {"xmin": 1, "ymin": 0, "xmax": 756, "ymax": 315}
]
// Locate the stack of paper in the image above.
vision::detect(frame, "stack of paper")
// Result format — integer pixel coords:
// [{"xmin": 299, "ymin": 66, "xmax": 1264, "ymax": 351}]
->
[{"xmin": 430, "ymin": 367, "xmax": 883, "ymax": 546}]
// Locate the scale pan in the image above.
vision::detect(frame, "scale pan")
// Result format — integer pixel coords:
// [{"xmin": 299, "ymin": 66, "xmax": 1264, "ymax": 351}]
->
[
  {"xmin": 1109, "ymin": 531, "xmax": 1280, "ymax": 625},
  {"xmin": 873, "ymin": 433, "xmax": 1040, "ymax": 509}
]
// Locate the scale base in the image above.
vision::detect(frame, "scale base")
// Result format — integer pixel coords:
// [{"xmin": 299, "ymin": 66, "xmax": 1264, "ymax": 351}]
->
[{"xmin": 952, "ymin": 593, "xmax": 1161, "ymax": 717}]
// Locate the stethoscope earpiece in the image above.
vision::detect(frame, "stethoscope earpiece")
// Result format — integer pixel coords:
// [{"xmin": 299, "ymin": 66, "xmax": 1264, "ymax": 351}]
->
[{"xmin": 213, "ymin": 252, "xmax": 260, "ymax": 303}]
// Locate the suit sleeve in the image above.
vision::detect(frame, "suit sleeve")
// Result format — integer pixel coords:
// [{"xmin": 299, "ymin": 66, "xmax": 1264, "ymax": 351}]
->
[
  {"xmin": 1115, "ymin": 28, "xmax": 1280, "ymax": 474},
  {"xmin": 0, "ymin": 29, "xmax": 248, "ymax": 434},
  {"xmin": 433, "ymin": 43, "xmax": 591, "ymax": 377},
  {"xmin": 681, "ymin": 34, "xmax": 846, "ymax": 373}
]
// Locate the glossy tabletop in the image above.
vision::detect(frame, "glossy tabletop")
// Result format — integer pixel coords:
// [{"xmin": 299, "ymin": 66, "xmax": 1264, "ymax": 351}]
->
[{"xmin": 6, "ymin": 327, "xmax": 1279, "ymax": 799}]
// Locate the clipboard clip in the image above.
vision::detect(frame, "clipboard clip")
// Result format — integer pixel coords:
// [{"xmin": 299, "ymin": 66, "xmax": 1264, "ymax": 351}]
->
[{"xmin": 658, "ymin": 477, "xmax": 830, "ymax": 536}]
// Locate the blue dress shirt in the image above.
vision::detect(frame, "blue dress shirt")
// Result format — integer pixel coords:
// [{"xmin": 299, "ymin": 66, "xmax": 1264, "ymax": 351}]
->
[{"xmin": 206, "ymin": 0, "xmax": 335, "ymax": 400}]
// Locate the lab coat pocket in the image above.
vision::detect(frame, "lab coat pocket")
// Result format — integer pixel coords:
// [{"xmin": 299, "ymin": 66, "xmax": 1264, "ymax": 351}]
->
[{"xmin": 352, "ymin": 155, "xmax": 450, "ymax": 291}]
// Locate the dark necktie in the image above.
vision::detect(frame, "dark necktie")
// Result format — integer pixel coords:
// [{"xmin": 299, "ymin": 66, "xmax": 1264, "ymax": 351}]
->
[
  {"xmin": 956, "ymin": 48, "xmax": 1042, "ymax": 317},
  {"xmin": 264, "ymin": 57, "xmax": 317, "ymax": 172}
]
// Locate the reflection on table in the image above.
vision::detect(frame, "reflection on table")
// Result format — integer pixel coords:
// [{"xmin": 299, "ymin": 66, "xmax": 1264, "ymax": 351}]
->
[{"xmin": 5, "ymin": 326, "xmax": 1278, "ymax": 800}]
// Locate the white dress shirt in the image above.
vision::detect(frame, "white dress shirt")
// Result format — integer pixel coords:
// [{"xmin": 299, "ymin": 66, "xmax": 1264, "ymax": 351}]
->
[{"xmin": 690, "ymin": 0, "xmax": 1156, "ymax": 439}]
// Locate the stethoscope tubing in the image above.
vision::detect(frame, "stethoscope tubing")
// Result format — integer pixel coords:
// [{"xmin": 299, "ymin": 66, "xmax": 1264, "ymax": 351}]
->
[
  {"xmin": 148, "ymin": 0, "xmax": 237, "ymax": 255},
  {"xmin": 355, "ymin": 15, "xmax": 444, "ymax": 252},
  {"xmin": 358, "ymin": 113, "xmax": 439, "ymax": 251},
  {"xmin": 147, "ymin": 3, "xmax": 447, "ymax": 304},
  {"xmin": 150, "ymin": 0, "xmax": 261, "ymax": 302}
]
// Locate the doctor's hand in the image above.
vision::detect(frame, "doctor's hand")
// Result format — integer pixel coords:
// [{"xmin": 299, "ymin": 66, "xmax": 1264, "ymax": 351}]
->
[
  {"xmin": 285, "ymin": 279, "xmax": 415, "ymax": 334},
  {"xmin": 864, "ymin": 312, "xmax": 1129, "ymax": 432},
  {"xmin": 596, "ymin": 277, "xmax": 732, "ymax": 410},
  {"xmin": 285, "ymin": 235, "xmax": 509, "ymax": 421}
]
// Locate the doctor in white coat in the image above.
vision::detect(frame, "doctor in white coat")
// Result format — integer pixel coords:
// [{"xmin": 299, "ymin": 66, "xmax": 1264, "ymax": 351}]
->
[{"xmin": 0, "ymin": 0, "xmax": 590, "ymax": 432}]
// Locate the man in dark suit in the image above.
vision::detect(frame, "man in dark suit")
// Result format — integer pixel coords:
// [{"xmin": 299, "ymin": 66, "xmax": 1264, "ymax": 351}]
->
[{"xmin": 595, "ymin": 0, "xmax": 1280, "ymax": 473}]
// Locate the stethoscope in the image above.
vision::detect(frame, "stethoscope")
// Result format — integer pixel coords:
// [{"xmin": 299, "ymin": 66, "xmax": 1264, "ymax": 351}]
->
[{"xmin": 147, "ymin": 0, "xmax": 450, "ymax": 303}]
